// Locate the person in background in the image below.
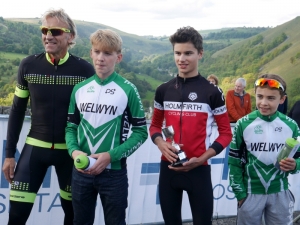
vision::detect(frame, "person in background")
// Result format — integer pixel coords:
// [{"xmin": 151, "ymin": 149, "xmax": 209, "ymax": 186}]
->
[
  {"xmin": 226, "ymin": 77, "xmax": 251, "ymax": 123},
  {"xmin": 207, "ymin": 74, "xmax": 219, "ymax": 85},
  {"xmin": 207, "ymin": 74, "xmax": 223, "ymax": 95},
  {"xmin": 288, "ymin": 100, "xmax": 300, "ymax": 127},
  {"xmin": 2, "ymin": 8, "xmax": 95, "ymax": 225},
  {"xmin": 65, "ymin": 29, "xmax": 148, "ymax": 225},
  {"xmin": 149, "ymin": 26, "xmax": 232, "ymax": 225},
  {"xmin": 228, "ymin": 74, "xmax": 300, "ymax": 225},
  {"xmin": 277, "ymin": 94, "xmax": 288, "ymax": 114}
]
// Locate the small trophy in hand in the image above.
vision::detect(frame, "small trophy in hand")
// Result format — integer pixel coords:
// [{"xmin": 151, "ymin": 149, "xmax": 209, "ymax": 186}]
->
[{"xmin": 162, "ymin": 125, "xmax": 188, "ymax": 167}]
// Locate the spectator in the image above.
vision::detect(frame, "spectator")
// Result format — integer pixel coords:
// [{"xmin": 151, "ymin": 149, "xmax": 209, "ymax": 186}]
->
[
  {"xmin": 207, "ymin": 74, "xmax": 219, "ymax": 85},
  {"xmin": 226, "ymin": 78, "xmax": 251, "ymax": 123}
]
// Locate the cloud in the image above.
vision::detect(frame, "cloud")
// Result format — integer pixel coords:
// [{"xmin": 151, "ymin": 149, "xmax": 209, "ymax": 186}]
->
[
  {"xmin": 87, "ymin": 0, "xmax": 213, "ymax": 20},
  {"xmin": 1, "ymin": 0, "xmax": 299, "ymax": 36}
]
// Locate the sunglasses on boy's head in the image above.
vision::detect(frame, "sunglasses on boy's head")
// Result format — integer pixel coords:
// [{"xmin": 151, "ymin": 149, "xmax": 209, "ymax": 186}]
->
[
  {"xmin": 40, "ymin": 26, "xmax": 71, "ymax": 36},
  {"xmin": 254, "ymin": 78, "xmax": 285, "ymax": 92}
]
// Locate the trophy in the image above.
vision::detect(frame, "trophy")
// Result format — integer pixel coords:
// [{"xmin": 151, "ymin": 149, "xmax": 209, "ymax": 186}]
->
[{"xmin": 162, "ymin": 125, "xmax": 188, "ymax": 167}]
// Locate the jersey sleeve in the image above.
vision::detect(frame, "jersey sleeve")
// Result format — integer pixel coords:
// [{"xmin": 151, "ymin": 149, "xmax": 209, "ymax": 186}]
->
[
  {"xmin": 211, "ymin": 87, "xmax": 232, "ymax": 154},
  {"xmin": 228, "ymin": 120, "xmax": 247, "ymax": 201},
  {"xmin": 65, "ymin": 86, "xmax": 81, "ymax": 156},
  {"xmin": 5, "ymin": 58, "xmax": 30, "ymax": 158},
  {"xmin": 149, "ymin": 84, "xmax": 165, "ymax": 143},
  {"xmin": 108, "ymin": 83, "xmax": 148, "ymax": 162}
]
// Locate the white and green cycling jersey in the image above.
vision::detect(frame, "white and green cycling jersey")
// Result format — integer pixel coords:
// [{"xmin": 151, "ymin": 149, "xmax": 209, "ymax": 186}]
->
[
  {"xmin": 228, "ymin": 110, "xmax": 300, "ymax": 201},
  {"xmin": 66, "ymin": 72, "xmax": 148, "ymax": 170}
]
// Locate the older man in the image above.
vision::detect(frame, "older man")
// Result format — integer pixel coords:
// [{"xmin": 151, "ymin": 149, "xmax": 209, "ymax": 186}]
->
[
  {"xmin": 2, "ymin": 8, "xmax": 95, "ymax": 225},
  {"xmin": 226, "ymin": 78, "xmax": 252, "ymax": 123}
]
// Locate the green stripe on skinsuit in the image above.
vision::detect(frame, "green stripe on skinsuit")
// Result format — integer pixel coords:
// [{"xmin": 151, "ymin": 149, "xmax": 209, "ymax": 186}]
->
[
  {"xmin": 14, "ymin": 87, "xmax": 29, "ymax": 98},
  {"xmin": 26, "ymin": 137, "xmax": 67, "ymax": 149},
  {"xmin": 10, "ymin": 190, "xmax": 36, "ymax": 203},
  {"xmin": 60, "ymin": 189, "xmax": 72, "ymax": 201}
]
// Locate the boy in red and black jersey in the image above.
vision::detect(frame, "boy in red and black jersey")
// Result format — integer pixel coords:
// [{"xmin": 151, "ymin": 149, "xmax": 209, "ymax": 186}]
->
[{"xmin": 149, "ymin": 26, "xmax": 232, "ymax": 225}]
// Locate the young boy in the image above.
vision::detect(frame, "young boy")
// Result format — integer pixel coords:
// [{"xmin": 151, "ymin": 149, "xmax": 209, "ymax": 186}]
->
[
  {"xmin": 149, "ymin": 26, "xmax": 232, "ymax": 225},
  {"xmin": 228, "ymin": 74, "xmax": 300, "ymax": 225},
  {"xmin": 65, "ymin": 29, "xmax": 148, "ymax": 225}
]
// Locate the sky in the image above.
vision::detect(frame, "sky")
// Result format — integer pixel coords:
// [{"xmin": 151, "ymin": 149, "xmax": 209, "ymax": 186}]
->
[{"xmin": 1, "ymin": 0, "xmax": 299, "ymax": 37}]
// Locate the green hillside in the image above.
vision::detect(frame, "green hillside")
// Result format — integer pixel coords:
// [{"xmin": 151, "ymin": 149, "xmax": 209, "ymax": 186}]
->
[
  {"xmin": 0, "ymin": 17, "xmax": 173, "ymax": 109},
  {"xmin": 4, "ymin": 18, "xmax": 171, "ymax": 60},
  {"xmin": 209, "ymin": 16, "xmax": 300, "ymax": 108},
  {"xmin": 1, "ymin": 16, "xmax": 300, "ymax": 111}
]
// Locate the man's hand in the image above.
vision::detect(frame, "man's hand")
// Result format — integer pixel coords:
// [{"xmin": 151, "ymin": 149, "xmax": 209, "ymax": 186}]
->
[
  {"xmin": 155, "ymin": 137, "xmax": 178, "ymax": 164},
  {"xmin": 2, "ymin": 158, "xmax": 16, "ymax": 183},
  {"xmin": 71, "ymin": 150, "xmax": 87, "ymax": 160},
  {"xmin": 88, "ymin": 152, "xmax": 111, "ymax": 175},
  {"xmin": 279, "ymin": 158, "xmax": 296, "ymax": 172}
]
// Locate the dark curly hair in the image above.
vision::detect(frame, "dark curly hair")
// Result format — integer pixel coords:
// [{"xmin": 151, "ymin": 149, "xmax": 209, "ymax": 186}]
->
[{"xmin": 169, "ymin": 26, "xmax": 203, "ymax": 53}]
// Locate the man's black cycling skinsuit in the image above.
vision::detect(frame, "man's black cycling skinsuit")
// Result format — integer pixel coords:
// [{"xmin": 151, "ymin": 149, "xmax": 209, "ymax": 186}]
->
[{"xmin": 5, "ymin": 52, "xmax": 95, "ymax": 225}]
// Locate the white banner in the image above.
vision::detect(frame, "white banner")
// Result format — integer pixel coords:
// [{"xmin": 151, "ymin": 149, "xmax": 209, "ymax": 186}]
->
[{"xmin": 0, "ymin": 116, "xmax": 299, "ymax": 224}]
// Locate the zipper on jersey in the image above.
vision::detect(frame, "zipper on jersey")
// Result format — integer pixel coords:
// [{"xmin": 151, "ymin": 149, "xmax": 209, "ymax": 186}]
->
[
  {"xmin": 51, "ymin": 59, "xmax": 58, "ymax": 149},
  {"xmin": 179, "ymin": 78, "xmax": 186, "ymax": 144}
]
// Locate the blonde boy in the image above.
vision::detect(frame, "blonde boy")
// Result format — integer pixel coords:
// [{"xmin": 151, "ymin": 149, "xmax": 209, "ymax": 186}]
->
[{"xmin": 66, "ymin": 29, "xmax": 148, "ymax": 225}]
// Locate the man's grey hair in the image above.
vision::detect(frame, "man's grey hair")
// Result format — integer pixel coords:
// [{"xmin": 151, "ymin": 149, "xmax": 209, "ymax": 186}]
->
[
  {"xmin": 41, "ymin": 8, "xmax": 77, "ymax": 48},
  {"xmin": 235, "ymin": 78, "xmax": 246, "ymax": 87}
]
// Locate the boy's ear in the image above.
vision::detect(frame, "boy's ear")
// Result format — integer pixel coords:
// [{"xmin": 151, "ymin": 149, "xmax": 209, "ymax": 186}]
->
[
  {"xmin": 279, "ymin": 95, "xmax": 286, "ymax": 104},
  {"xmin": 198, "ymin": 50, "xmax": 203, "ymax": 60},
  {"xmin": 90, "ymin": 49, "xmax": 92, "ymax": 58},
  {"xmin": 116, "ymin": 53, "xmax": 123, "ymax": 63}
]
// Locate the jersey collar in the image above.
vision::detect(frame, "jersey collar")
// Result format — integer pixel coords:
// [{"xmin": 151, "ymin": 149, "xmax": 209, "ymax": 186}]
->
[
  {"xmin": 176, "ymin": 73, "xmax": 201, "ymax": 83},
  {"xmin": 256, "ymin": 110, "xmax": 278, "ymax": 122},
  {"xmin": 94, "ymin": 71, "xmax": 118, "ymax": 85},
  {"xmin": 46, "ymin": 52, "xmax": 70, "ymax": 65}
]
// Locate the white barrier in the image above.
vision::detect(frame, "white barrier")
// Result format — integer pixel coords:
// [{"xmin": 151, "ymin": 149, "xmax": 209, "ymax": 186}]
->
[{"xmin": 0, "ymin": 116, "xmax": 300, "ymax": 224}]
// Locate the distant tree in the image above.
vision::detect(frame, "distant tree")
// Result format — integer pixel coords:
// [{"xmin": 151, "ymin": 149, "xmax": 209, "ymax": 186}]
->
[
  {"xmin": 28, "ymin": 46, "xmax": 40, "ymax": 55},
  {"xmin": 142, "ymin": 100, "xmax": 150, "ymax": 109},
  {"xmin": 0, "ymin": 39, "xmax": 4, "ymax": 48},
  {"xmin": 11, "ymin": 58, "xmax": 21, "ymax": 66},
  {"xmin": 290, "ymin": 57, "xmax": 295, "ymax": 64},
  {"xmin": 0, "ymin": 92, "xmax": 14, "ymax": 106}
]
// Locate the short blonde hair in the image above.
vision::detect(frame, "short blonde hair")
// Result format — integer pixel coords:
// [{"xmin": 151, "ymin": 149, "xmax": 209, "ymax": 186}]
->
[
  {"xmin": 90, "ymin": 29, "xmax": 122, "ymax": 53},
  {"xmin": 42, "ymin": 8, "xmax": 77, "ymax": 48},
  {"xmin": 207, "ymin": 74, "xmax": 219, "ymax": 85}
]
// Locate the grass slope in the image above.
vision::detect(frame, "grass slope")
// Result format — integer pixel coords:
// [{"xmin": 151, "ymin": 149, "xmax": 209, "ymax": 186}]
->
[{"xmin": 212, "ymin": 16, "xmax": 300, "ymax": 83}]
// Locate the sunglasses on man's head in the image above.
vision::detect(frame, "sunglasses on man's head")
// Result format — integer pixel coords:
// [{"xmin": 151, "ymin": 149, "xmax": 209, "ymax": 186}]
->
[
  {"xmin": 40, "ymin": 26, "xmax": 71, "ymax": 36},
  {"xmin": 254, "ymin": 78, "xmax": 285, "ymax": 92}
]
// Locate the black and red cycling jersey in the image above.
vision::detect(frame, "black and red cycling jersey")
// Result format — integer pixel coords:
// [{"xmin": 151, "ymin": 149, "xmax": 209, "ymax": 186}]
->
[{"xmin": 149, "ymin": 74, "xmax": 232, "ymax": 164}]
